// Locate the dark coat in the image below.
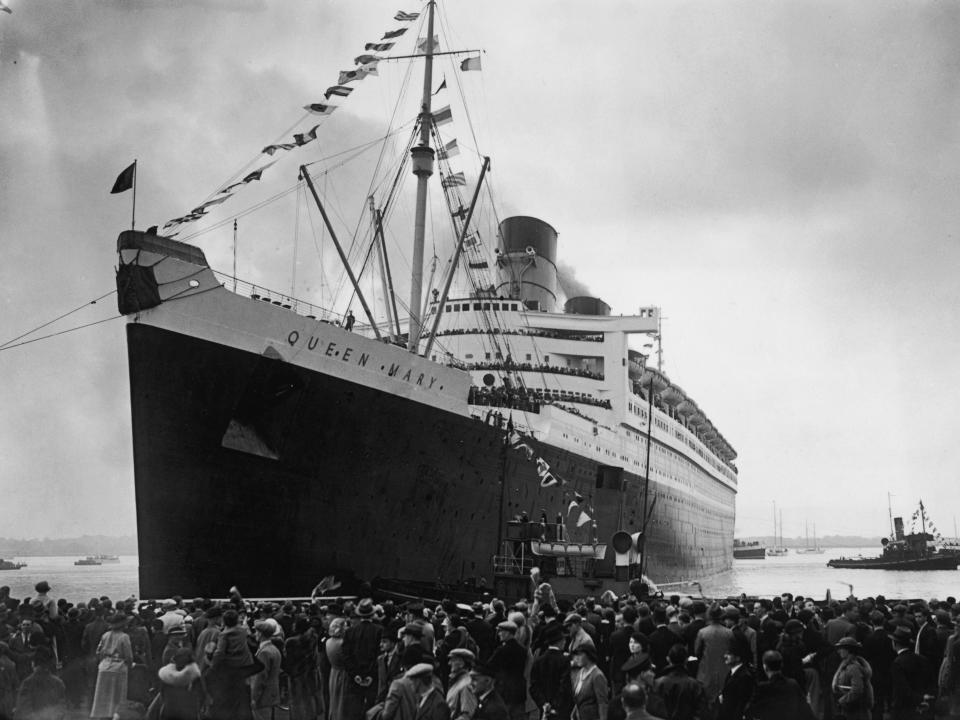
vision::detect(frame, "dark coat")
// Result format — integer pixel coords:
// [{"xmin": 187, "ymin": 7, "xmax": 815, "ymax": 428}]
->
[
  {"xmin": 717, "ymin": 664, "xmax": 755, "ymax": 720},
  {"xmin": 488, "ymin": 638, "xmax": 528, "ymax": 705},
  {"xmin": 416, "ymin": 685, "xmax": 451, "ymax": 720},
  {"xmin": 890, "ymin": 649, "xmax": 927, "ymax": 720},
  {"xmin": 655, "ymin": 664, "xmax": 707, "ymax": 720},
  {"xmin": 475, "ymin": 688, "xmax": 510, "ymax": 720},
  {"xmin": 746, "ymin": 672, "xmax": 815, "ymax": 720},
  {"xmin": 343, "ymin": 619, "xmax": 383, "ymax": 679},
  {"xmin": 530, "ymin": 647, "xmax": 573, "ymax": 719},
  {"xmin": 607, "ymin": 627, "xmax": 635, "ymax": 688},
  {"xmin": 466, "ymin": 619, "xmax": 498, "ymax": 663},
  {"xmin": 649, "ymin": 626, "xmax": 682, "ymax": 675}
]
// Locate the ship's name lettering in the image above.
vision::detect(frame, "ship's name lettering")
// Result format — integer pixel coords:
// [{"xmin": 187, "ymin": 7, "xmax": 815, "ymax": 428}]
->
[{"xmin": 286, "ymin": 329, "xmax": 438, "ymax": 389}]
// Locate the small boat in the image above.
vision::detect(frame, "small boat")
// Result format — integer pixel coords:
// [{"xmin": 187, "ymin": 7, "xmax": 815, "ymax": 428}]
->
[
  {"xmin": 93, "ymin": 554, "xmax": 120, "ymax": 563},
  {"xmin": 74, "ymin": 557, "xmax": 103, "ymax": 566},
  {"xmin": 733, "ymin": 539, "xmax": 766, "ymax": 559},
  {"xmin": 796, "ymin": 521, "xmax": 824, "ymax": 554},
  {"xmin": 0, "ymin": 558, "xmax": 26, "ymax": 571},
  {"xmin": 827, "ymin": 499, "xmax": 959, "ymax": 571},
  {"xmin": 767, "ymin": 503, "xmax": 788, "ymax": 556}
]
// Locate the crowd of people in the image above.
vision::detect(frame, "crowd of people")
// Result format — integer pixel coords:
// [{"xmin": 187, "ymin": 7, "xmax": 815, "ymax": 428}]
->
[{"xmin": 2, "ymin": 579, "xmax": 960, "ymax": 720}]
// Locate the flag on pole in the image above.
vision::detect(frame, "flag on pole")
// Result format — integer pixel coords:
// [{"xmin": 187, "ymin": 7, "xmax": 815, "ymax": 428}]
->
[
  {"xmin": 432, "ymin": 77, "xmax": 447, "ymax": 96},
  {"xmin": 437, "ymin": 138, "xmax": 459, "ymax": 159},
  {"xmin": 433, "ymin": 105, "xmax": 453, "ymax": 125},
  {"xmin": 394, "ymin": 10, "xmax": 419, "ymax": 21},
  {"xmin": 382, "ymin": 28, "xmax": 407, "ymax": 39},
  {"xmin": 577, "ymin": 510, "xmax": 592, "ymax": 527},
  {"xmin": 339, "ymin": 67, "xmax": 373, "ymax": 84},
  {"xmin": 293, "ymin": 125, "xmax": 320, "ymax": 146},
  {"xmin": 324, "ymin": 85, "xmax": 354, "ymax": 99},
  {"xmin": 441, "ymin": 172, "xmax": 466, "ymax": 187},
  {"xmin": 262, "ymin": 143, "xmax": 296, "ymax": 155},
  {"xmin": 110, "ymin": 161, "xmax": 136, "ymax": 194},
  {"xmin": 460, "ymin": 55, "xmax": 482, "ymax": 71},
  {"xmin": 353, "ymin": 54, "xmax": 380, "ymax": 66},
  {"xmin": 417, "ymin": 35, "xmax": 439, "ymax": 52},
  {"xmin": 304, "ymin": 103, "xmax": 337, "ymax": 115},
  {"xmin": 364, "ymin": 41, "xmax": 394, "ymax": 52}
]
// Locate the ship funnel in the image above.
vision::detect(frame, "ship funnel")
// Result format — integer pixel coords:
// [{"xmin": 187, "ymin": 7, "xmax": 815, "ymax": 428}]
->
[
  {"xmin": 495, "ymin": 216, "xmax": 558, "ymax": 312},
  {"xmin": 894, "ymin": 517, "xmax": 904, "ymax": 541}
]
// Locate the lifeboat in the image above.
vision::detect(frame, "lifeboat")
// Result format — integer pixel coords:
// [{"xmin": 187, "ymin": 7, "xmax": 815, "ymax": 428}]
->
[{"xmin": 530, "ymin": 541, "xmax": 607, "ymax": 560}]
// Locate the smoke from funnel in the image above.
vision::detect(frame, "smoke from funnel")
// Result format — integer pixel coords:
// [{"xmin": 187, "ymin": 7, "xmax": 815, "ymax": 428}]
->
[{"xmin": 556, "ymin": 261, "xmax": 594, "ymax": 302}]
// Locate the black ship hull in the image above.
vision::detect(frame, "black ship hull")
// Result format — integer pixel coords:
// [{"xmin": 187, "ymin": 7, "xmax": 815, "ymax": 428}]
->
[
  {"xmin": 733, "ymin": 547, "xmax": 766, "ymax": 560},
  {"xmin": 127, "ymin": 323, "xmax": 732, "ymax": 598},
  {"xmin": 827, "ymin": 555, "xmax": 959, "ymax": 570}
]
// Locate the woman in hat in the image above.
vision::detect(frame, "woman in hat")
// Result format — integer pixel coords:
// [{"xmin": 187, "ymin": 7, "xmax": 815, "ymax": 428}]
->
[
  {"xmin": 90, "ymin": 613, "xmax": 134, "ymax": 719},
  {"xmin": 323, "ymin": 616, "xmax": 350, "ymax": 720},
  {"xmin": 157, "ymin": 647, "xmax": 206, "ymax": 720},
  {"xmin": 570, "ymin": 644, "xmax": 608, "ymax": 720},
  {"xmin": 831, "ymin": 637, "xmax": 874, "ymax": 720}
]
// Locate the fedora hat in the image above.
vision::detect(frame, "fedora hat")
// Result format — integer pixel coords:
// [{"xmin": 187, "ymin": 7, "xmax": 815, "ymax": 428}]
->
[{"xmin": 355, "ymin": 598, "xmax": 375, "ymax": 618}]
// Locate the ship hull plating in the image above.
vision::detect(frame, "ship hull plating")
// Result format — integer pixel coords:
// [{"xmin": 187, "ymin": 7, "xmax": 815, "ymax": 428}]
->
[{"xmin": 127, "ymin": 323, "xmax": 733, "ymax": 598}]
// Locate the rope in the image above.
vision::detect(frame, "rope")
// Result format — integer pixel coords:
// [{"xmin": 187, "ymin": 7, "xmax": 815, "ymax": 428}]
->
[
  {"xmin": 0, "ymin": 315, "xmax": 123, "ymax": 353},
  {"xmin": 0, "ymin": 290, "xmax": 118, "ymax": 350}
]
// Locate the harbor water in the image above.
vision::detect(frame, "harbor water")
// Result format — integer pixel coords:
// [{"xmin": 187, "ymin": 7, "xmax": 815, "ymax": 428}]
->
[{"xmin": 2, "ymin": 549, "xmax": 959, "ymax": 602}]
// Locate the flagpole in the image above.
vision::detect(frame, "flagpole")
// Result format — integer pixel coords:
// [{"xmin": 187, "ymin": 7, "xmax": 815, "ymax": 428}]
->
[{"xmin": 131, "ymin": 159, "xmax": 138, "ymax": 231}]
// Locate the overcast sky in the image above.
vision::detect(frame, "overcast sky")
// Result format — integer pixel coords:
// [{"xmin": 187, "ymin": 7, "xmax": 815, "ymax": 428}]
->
[{"xmin": 2, "ymin": 0, "xmax": 960, "ymax": 544}]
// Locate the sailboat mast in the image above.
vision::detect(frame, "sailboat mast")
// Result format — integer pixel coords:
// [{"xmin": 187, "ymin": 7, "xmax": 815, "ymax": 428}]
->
[{"xmin": 407, "ymin": 0, "xmax": 438, "ymax": 353}]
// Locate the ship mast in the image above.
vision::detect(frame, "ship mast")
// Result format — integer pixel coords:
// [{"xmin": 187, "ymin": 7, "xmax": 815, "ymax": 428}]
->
[{"xmin": 407, "ymin": 0, "xmax": 438, "ymax": 353}]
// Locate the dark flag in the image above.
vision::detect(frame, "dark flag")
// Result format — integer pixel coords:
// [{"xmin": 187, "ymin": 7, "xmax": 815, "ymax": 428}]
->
[{"xmin": 111, "ymin": 161, "xmax": 136, "ymax": 194}]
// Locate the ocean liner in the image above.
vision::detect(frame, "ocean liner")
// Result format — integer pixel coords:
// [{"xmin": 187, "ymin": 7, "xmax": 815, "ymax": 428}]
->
[{"xmin": 116, "ymin": 2, "xmax": 739, "ymax": 599}]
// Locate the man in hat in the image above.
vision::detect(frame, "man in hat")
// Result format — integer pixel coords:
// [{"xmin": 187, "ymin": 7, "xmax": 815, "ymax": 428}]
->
[
  {"xmin": 14, "ymin": 645, "xmax": 66, "ymax": 719},
  {"xmin": 471, "ymin": 662, "xmax": 509, "ymax": 720},
  {"xmin": 488, "ymin": 620, "xmax": 528, "ymax": 719},
  {"xmin": 378, "ymin": 620, "xmax": 406, "ymax": 704},
  {"xmin": 647, "ymin": 606, "xmax": 678, "ymax": 678},
  {"xmin": 530, "ymin": 622, "xmax": 573, "ymax": 720},
  {"xmin": 861, "ymin": 610, "xmax": 894, "ymax": 720},
  {"xmin": 565, "ymin": 613, "xmax": 595, "ymax": 655},
  {"xmin": 159, "ymin": 599, "xmax": 186, "ymax": 633},
  {"xmin": 682, "ymin": 601, "xmax": 708, "ymax": 656},
  {"xmin": 208, "ymin": 609, "xmax": 255, "ymax": 720},
  {"xmin": 654, "ymin": 643, "xmax": 706, "ymax": 720},
  {"xmin": 446, "ymin": 648, "xmax": 477, "ymax": 720},
  {"xmin": 403, "ymin": 663, "xmax": 447, "ymax": 720},
  {"xmin": 252, "ymin": 621, "xmax": 282, "ymax": 720},
  {"xmin": 889, "ymin": 625, "xmax": 927, "ymax": 720},
  {"xmin": 695, "ymin": 605, "xmax": 734, "ymax": 705},
  {"xmin": 343, "ymin": 597, "xmax": 383, "ymax": 719},
  {"xmin": 747, "ymin": 650, "xmax": 814, "ymax": 720},
  {"xmin": 716, "ymin": 633, "xmax": 755, "ymax": 720},
  {"xmin": 382, "ymin": 654, "xmax": 421, "ymax": 720},
  {"xmin": 195, "ymin": 606, "xmax": 224, "ymax": 674}
]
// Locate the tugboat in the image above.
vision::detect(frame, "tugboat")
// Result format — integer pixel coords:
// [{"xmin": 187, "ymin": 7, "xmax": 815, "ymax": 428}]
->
[
  {"xmin": 74, "ymin": 557, "xmax": 103, "ymax": 566},
  {"xmin": 0, "ymin": 558, "xmax": 26, "ymax": 571},
  {"xmin": 827, "ymin": 500, "xmax": 960, "ymax": 571},
  {"xmin": 733, "ymin": 539, "xmax": 766, "ymax": 560}
]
